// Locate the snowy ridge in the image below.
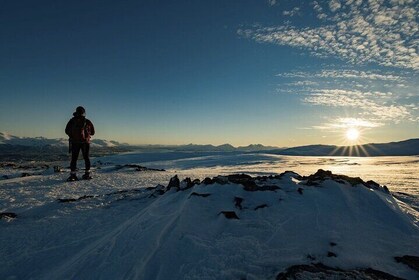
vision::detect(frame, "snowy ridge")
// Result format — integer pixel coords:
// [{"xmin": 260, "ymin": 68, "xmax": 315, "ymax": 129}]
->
[
  {"xmin": 1, "ymin": 169, "xmax": 418, "ymax": 279},
  {"xmin": 0, "ymin": 132, "xmax": 122, "ymax": 148}
]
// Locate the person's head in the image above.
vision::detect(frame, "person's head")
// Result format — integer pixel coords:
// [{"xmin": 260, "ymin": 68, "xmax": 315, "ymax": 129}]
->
[{"xmin": 74, "ymin": 106, "xmax": 86, "ymax": 117}]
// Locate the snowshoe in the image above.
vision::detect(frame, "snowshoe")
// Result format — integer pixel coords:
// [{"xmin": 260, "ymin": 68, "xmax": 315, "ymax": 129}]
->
[
  {"xmin": 82, "ymin": 173, "xmax": 92, "ymax": 180},
  {"xmin": 67, "ymin": 174, "xmax": 78, "ymax": 182}
]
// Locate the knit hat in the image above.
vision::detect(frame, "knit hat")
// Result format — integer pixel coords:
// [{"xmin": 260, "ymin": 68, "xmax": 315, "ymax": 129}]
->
[{"xmin": 74, "ymin": 106, "xmax": 86, "ymax": 116}]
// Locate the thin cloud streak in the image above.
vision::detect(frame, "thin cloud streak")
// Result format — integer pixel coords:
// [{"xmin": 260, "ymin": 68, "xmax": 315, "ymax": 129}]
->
[
  {"xmin": 276, "ymin": 69, "xmax": 406, "ymax": 81},
  {"xmin": 303, "ymin": 89, "xmax": 412, "ymax": 121}
]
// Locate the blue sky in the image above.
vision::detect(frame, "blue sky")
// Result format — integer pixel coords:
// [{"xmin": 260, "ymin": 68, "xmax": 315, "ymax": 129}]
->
[{"xmin": 0, "ymin": 0, "xmax": 418, "ymax": 146}]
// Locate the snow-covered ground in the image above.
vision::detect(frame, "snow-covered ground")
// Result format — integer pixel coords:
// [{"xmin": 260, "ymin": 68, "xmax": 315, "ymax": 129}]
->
[{"xmin": 1, "ymin": 152, "xmax": 418, "ymax": 279}]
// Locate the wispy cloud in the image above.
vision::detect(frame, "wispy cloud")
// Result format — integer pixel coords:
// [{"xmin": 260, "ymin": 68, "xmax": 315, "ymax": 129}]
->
[
  {"xmin": 274, "ymin": 67, "xmax": 418, "ymax": 129},
  {"xmin": 277, "ymin": 69, "xmax": 405, "ymax": 81},
  {"xmin": 303, "ymin": 89, "xmax": 411, "ymax": 121},
  {"xmin": 283, "ymin": 7, "xmax": 300, "ymax": 17},
  {"xmin": 312, "ymin": 117, "xmax": 384, "ymax": 130},
  {"xmin": 239, "ymin": 0, "xmax": 419, "ymax": 70}
]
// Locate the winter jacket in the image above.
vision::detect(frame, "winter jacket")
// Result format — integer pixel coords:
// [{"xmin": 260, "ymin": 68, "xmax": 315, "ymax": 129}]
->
[{"xmin": 65, "ymin": 115, "xmax": 95, "ymax": 143}]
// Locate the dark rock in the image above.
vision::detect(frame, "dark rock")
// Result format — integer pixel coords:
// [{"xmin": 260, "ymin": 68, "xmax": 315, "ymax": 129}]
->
[
  {"xmin": 21, "ymin": 173, "xmax": 31, "ymax": 177},
  {"xmin": 192, "ymin": 179, "xmax": 201, "ymax": 185},
  {"xmin": 301, "ymin": 169, "xmax": 389, "ymax": 193},
  {"xmin": 242, "ymin": 181, "xmax": 258, "ymax": 191},
  {"xmin": 0, "ymin": 212, "xmax": 17, "ymax": 220},
  {"xmin": 254, "ymin": 204, "xmax": 268, "ymax": 210},
  {"xmin": 180, "ymin": 178, "xmax": 194, "ymax": 190},
  {"xmin": 80, "ymin": 195, "xmax": 94, "ymax": 199},
  {"xmin": 58, "ymin": 195, "xmax": 95, "ymax": 203},
  {"xmin": 276, "ymin": 263, "xmax": 403, "ymax": 280},
  {"xmin": 107, "ymin": 190, "xmax": 129, "ymax": 195},
  {"xmin": 2, "ymin": 175, "xmax": 9, "ymax": 179},
  {"xmin": 362, "ymin": 268, "xmax": 405, "ymax": 280},
  {"xmin": 395, "ymin": 255, "xmax": 419, "ymax": 273},
  {"xmin": 327, "ymin": 251, "xmax": 337, "ymax": 257},
  {"xmin": 115, "ymin": 164, "xmax": 165, "ymax": 172},
  {"xmin": 306, "ymin": 254, "xmax": 316, "ymax": 261},
  {"xmin": 202, "ymin": 177, "xmax": 214, "ymax": 185},
  {"xmin": 53, "ymin": 166, "xmax": 63, "ymax": 173},
  {"xmin": 193, "ymin": 174, "xmax": 280, "ymax": 192},
  {"xmin": 234, "ymin": 197, "xmax": 244, "ymax": 210},
  {"xmin": 58, "ymin": 198, "xmax": 78, "ymax": 203},
  {"xmin": 366, "ymin": 180, "xmax": 380, "ymax": 189},
  {"xmin": 167, "ymin": 175, "xmax": 180, "ymax": 191},
  {"xmin": 330, "ymin": 242, "xmax": 337, "ymax": 247},
  {"xmin": 335, "ymin": 179, "xmax": 346, "ymax": 184},
  {"xmin": 212, "ymin": 176, "xmax": 229, "ymax": 185},
  {"xmin": 297, "ymin": 188, "xmax": 303, "ymax": 195},
  {"xmin": 189, "ymin": 192, "xmax": 211, "ymax": 198},
  {"xmin": 104, "ymin": 188, "xmax": 142, "ymax": 197},
  {"xmin": 277, "ymin": 171, "xmax": 303, "ymax": 180},
  {"xmin": 255, "ymin": 175, "xmax": 269, "ymax": 182},
  {"xmin": 227, "ymin": 174, "xmax": 258, "ymax": 191},
  {"xmin": 147, "ymin": 185, "xmax": 165, "ymax": 197},
  {"xmin": 219, "ymin": 211, "xmax": 239, "ymax": 220},
  {"xmin": 227, "ymin": 174, "xmax": 253, "ymax": 182}
]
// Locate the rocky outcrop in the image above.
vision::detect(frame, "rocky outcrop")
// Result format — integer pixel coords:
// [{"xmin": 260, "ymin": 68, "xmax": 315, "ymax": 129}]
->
[
  {"xmin": 219, "ymin": 211, "xmax": 239, "ymax": 220},
  {"xmin": 58, "ymin": 195, "xmax": 95, "ymax": 203},
  {"xmin": 276, "ymin": 263, "xmax": 403, "ymax": 280},
  {"xmin": 395, "ymin": 255, "xmax": 419, "ymax": 273},
  {"xmin": 114, "ymin": 164, "xmax": 165, "ymax": 172},
  {"xmin": 193, "ymin": 173, "xmax": 281, "ymax": 191},
  {"xmin": 189, "ymin": 192, "xmax": 211, "ymax": 198},
  {"xmin": 160, "ymin": 169, "xmax": 388, "ymax": 194},
  {"xmin": 0, "ymin": 212, "xmax": 17, "ymax": 220},
  {"xmin": 166, "ymin": 175, "xmax": 180, "ymax": 191},
  {"xmin": 300, "ymin": 169, "xmax": 389, "ymax": 193}
]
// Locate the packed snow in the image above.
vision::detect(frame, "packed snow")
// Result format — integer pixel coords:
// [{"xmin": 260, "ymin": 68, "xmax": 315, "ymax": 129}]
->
[{"xmin": 0, "ymin": 152, "xmax": 418, "ymax": 279}]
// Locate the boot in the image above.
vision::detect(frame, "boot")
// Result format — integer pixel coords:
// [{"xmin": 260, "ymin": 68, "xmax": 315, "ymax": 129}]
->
[
  {"xmin": 67, "ymin": 172, "xmax": 78, "ymax": 182},
  {"xmin": 82, "ymin": 171, "xmax": 92, "ymax": 180}
]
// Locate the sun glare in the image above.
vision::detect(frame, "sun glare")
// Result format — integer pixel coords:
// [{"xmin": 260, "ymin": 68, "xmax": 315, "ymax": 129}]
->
[{"xmin": 346, "ymin": 128, "xmax": 360, "ymax": 141}]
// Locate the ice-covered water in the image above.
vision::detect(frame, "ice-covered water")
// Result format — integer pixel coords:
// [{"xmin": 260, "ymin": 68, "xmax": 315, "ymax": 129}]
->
[
  {"xmin": 0, "ymin": 153, "xmax": 418, "ymax": 213},
  {"xmin": 97, "ymin": 152, "xmax": 419, "ymax": 195}
]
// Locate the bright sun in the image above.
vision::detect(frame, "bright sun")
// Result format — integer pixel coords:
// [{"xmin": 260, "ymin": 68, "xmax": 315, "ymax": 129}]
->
[{"xmin": 346, "ymin": 128, "xmax": 360, "ymax": 141}]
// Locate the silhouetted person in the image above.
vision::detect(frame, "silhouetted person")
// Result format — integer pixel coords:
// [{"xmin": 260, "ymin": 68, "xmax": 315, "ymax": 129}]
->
[{"xmin": 65, "ymin": 106, "xmax": 95, "ymax": 181}]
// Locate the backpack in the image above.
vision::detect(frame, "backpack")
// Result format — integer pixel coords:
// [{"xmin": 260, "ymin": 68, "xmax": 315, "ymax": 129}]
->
[{"xmin": 71, "ymin": 118, "xmax": 90, "ymax": 142}]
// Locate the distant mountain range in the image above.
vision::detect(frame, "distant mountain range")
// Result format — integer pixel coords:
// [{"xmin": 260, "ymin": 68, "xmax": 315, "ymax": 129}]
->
[
  {"xmin": 269, "ymin": 138, "xmax": 419, "ymax": 156},
  {"xmin": 149, "ymin": 139, "xmax": 419, "ymax": 156},
  {"xmin": 1, "ymin": 132, "xmax": 418, "ymax": 157},
  {"xmin": 0, "ymin": 132, "xmax": 278, "ymax": 152},
  {"xmin": 0, "ymin": 132, "xmax": 131, "ymax": 161},
  {"xmin": 0, "ymin": 132, "xmax": 124, "ymax": 148}
]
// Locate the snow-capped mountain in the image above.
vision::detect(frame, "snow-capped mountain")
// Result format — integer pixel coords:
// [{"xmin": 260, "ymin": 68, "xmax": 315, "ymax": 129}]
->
[
  {"xmin": 0, "ymin": 132, "xmax": 123, "ymax": 148},
  {"xmin": 0, "ymin": 132, "xmax": 65, "ymax": 147}
]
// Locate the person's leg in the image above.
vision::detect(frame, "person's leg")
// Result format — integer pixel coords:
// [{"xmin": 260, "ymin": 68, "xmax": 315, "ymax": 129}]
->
[
  {"xmin": 70, "ymin": 143, "xmax": 81, "ymax": 173},
  {"xmin": 81, "ymin": 143, "xmax": 91, "ymax": 172}
]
